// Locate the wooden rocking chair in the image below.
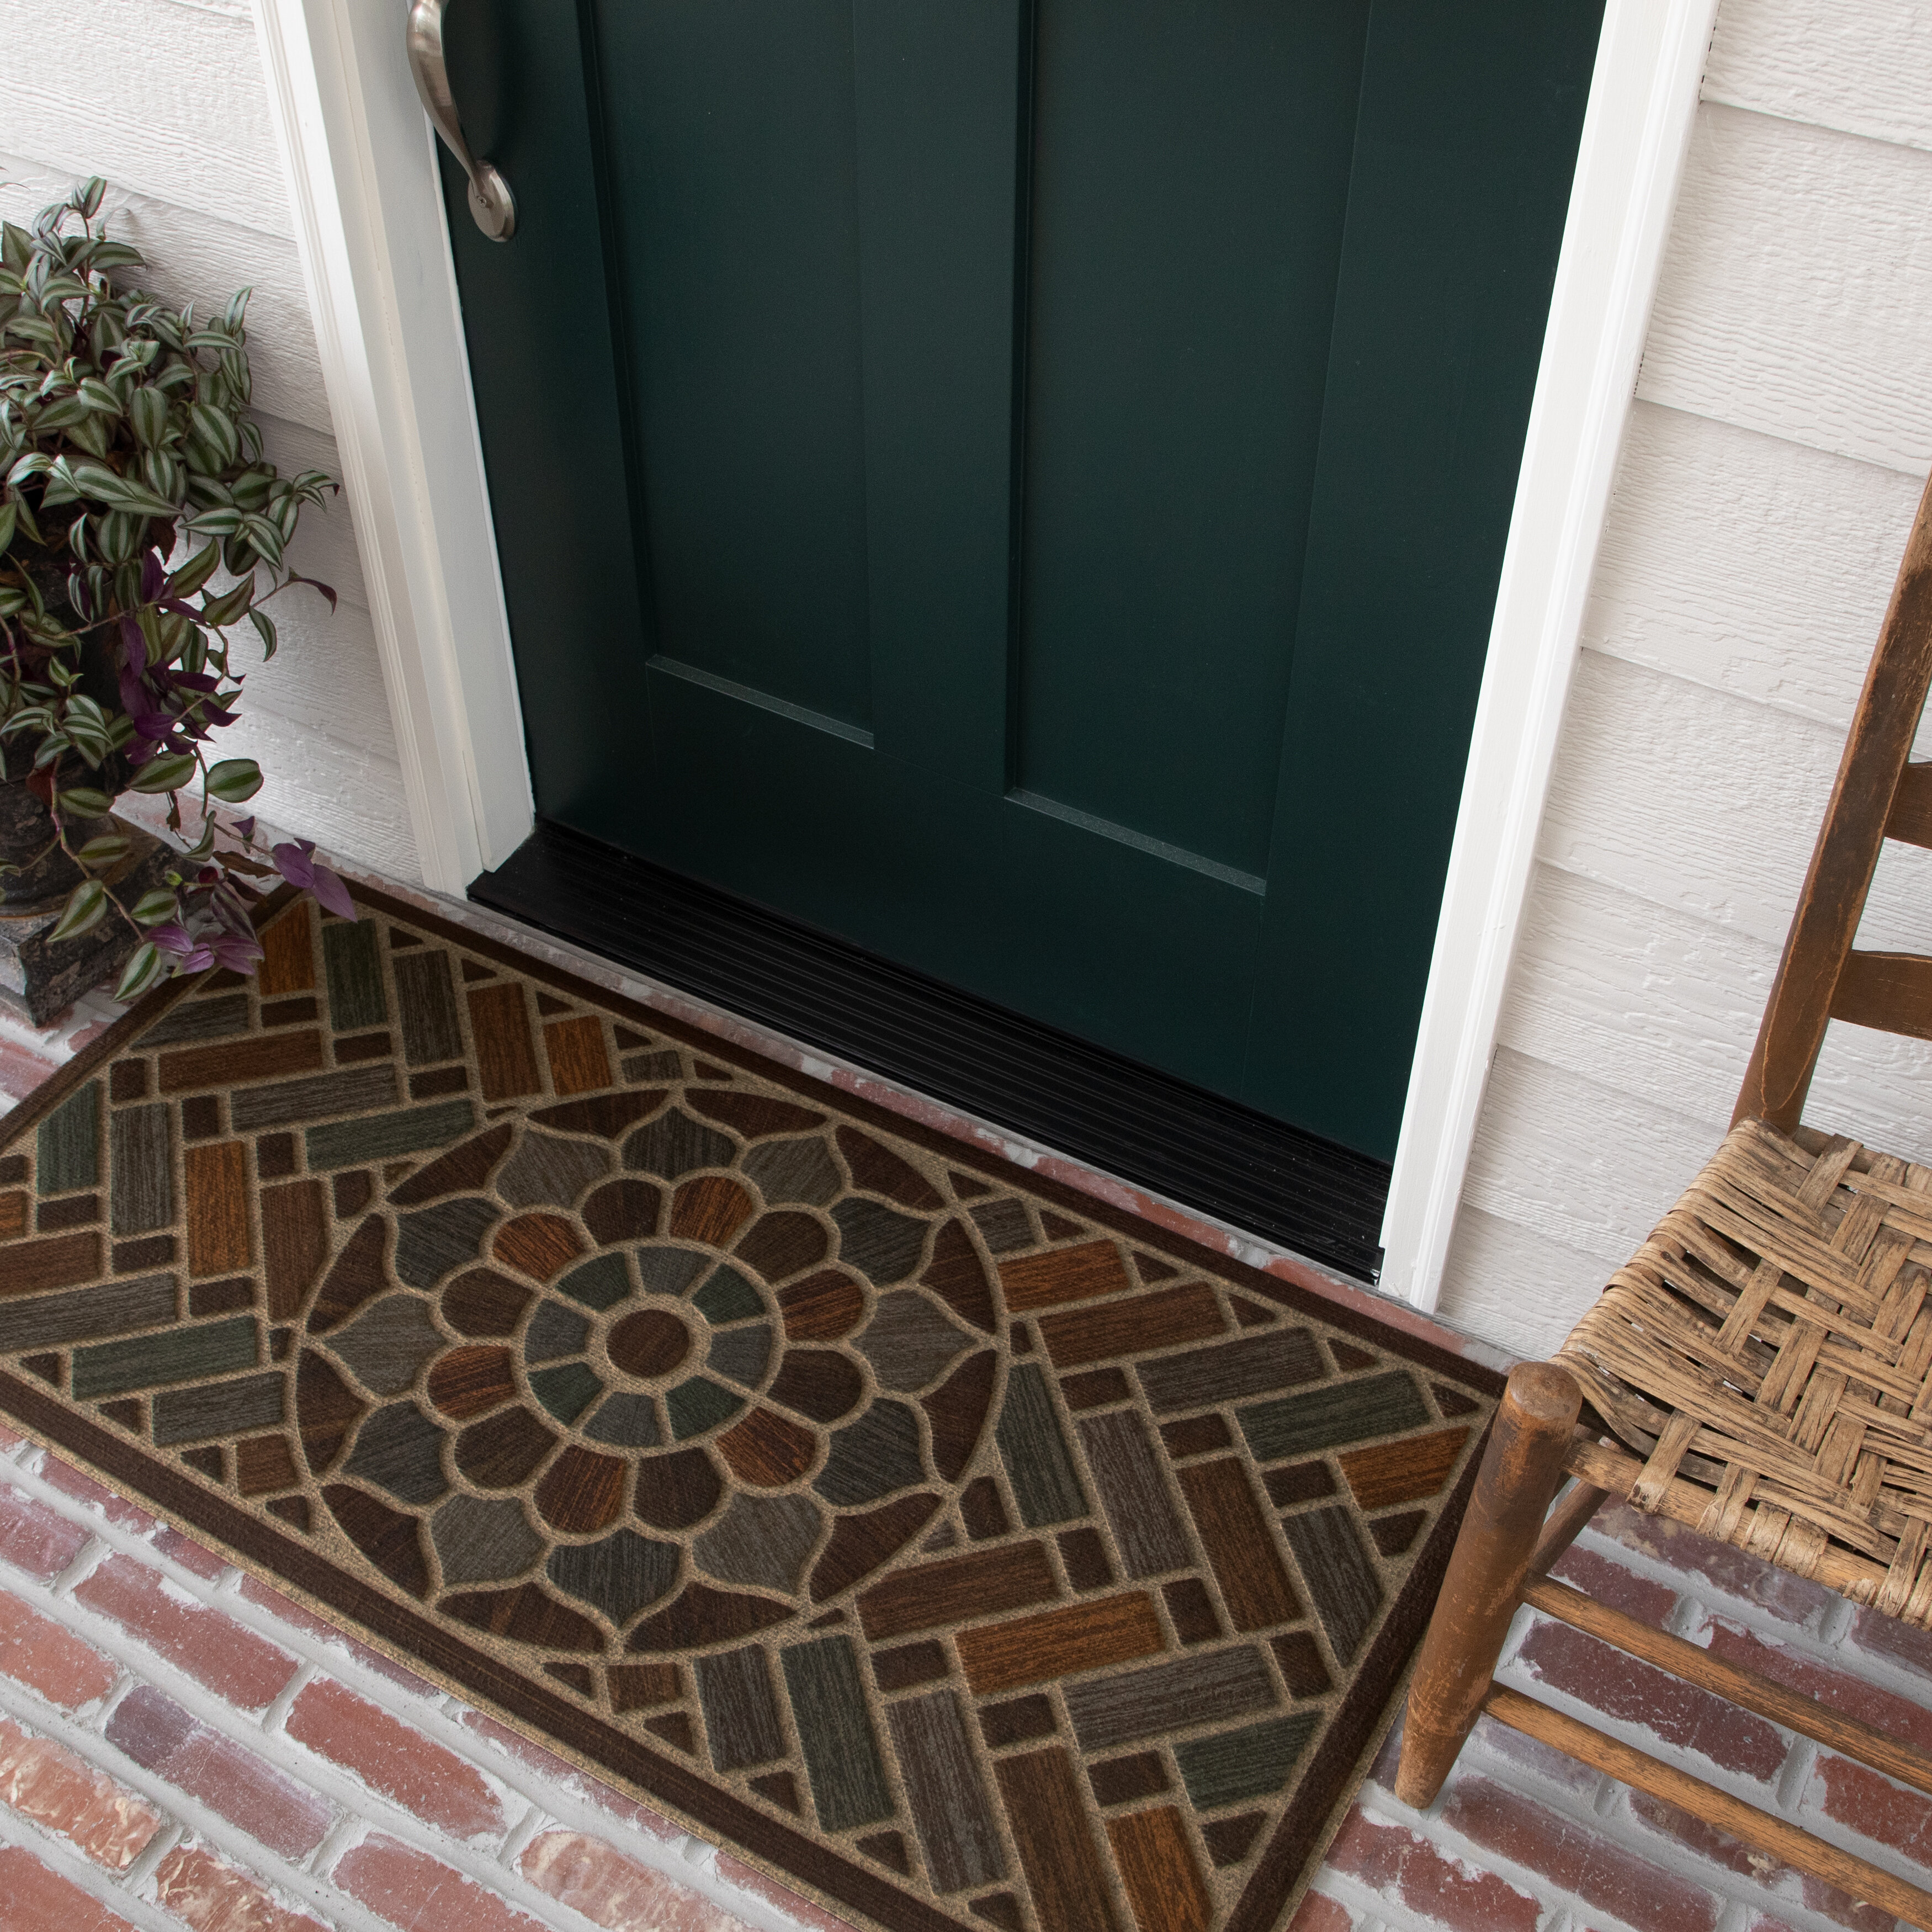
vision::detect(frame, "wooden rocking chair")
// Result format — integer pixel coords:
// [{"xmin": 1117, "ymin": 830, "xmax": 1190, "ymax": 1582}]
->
[{"xmin": 1397, "ymin": 471, "xmax": 1932, "ymax": 1929}]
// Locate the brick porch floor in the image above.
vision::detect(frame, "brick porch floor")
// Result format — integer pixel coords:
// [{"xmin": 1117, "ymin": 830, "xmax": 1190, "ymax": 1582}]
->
[{"xmin": 0, "ymin": 899, "xmax": 1926, "ymax": 1932}]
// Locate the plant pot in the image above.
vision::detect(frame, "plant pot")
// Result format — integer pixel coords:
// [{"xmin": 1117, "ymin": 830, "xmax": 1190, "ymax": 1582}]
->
[{"xmin": 0, "ymin": 775, "xmax": 115, "ymax": 915}]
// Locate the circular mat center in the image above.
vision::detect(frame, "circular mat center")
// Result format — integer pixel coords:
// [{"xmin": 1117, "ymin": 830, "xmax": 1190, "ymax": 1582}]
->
[{"xmin": 607, "ymin": 1307, "xmax": 693, "ymax": 1380}]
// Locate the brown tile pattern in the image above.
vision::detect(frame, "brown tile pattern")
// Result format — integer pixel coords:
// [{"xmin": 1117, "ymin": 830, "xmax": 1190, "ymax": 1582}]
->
[{"xmin": 0, "ymin": 892, "xmax": 1497, "ymax": 1932}]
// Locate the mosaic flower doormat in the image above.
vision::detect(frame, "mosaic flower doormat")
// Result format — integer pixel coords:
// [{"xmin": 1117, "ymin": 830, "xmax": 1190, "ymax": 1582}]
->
[{"xmin": 0, "ymin": 887, "xmax": 1500, "ymax": 1932}]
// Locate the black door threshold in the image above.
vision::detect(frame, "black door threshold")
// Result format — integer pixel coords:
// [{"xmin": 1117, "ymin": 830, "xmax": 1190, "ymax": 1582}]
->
[{"xmin": 471, "ymin": 820, "xmax": 1389, "ymax": 1282}]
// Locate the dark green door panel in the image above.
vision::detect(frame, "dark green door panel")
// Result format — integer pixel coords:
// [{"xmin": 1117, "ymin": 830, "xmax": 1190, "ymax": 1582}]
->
[
  {"xmin": 1243, "ymin": 0, "xmax": 1604, "ymax": 1151},
  {"xmin": 438, "ymin": 0, "xmax": 1603, "ymax": 1162}
]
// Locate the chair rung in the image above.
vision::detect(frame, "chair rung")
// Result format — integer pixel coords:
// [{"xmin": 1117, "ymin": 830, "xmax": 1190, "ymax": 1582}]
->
[
  {"xmin": 1832, "ymin": 950, "xmax": 1932, "ymax": 1041},
  {"xmin": 1521, "ymin": 1575, "xmax": 1932, "ymax": 1799},
  {"xmin": 1482, "ymin": 1685, "xmax": 1932, "ymax": 1929}
]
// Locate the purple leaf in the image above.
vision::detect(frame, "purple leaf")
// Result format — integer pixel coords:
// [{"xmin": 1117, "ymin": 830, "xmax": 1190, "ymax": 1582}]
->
[
  {"xmin": 210, "ymin": 931, "xmax": 263, "ymax": 972},
  {"xmin": 271, "ymin": 839, "xmax": 315, "ymax": 891},
  {"xmin": 308, "ymin": 862, "xmax": 356, "ymax": 922},
  {"xmin": 140, "ymin": 550, "xmax": 164, "ymax": 602},
  {"xmin": 231, "ymin": 815, "xmax": 256, "ymax": 841},
  {"xmin": 148, "ymin": 921, "xmax": 194, "ymax": 956}
]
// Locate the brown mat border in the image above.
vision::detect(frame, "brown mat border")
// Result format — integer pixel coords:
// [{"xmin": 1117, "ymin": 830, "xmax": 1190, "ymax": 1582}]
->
[{"xmin": 0, "ymin": 882, "xmax": 1502, "ymax": 1932}]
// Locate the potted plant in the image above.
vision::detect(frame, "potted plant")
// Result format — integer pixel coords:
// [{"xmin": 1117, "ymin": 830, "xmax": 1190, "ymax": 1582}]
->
[{"xmin": 0, "ymin": 176, "xmax": 354, "ymax": 1013}]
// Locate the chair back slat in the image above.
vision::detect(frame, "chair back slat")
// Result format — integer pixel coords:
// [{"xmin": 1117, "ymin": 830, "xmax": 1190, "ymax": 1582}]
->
[
  {"xmin": 1828, "ymin": 950, "xmax": 1932, "ymax": 1042},
  {"xmin": 1886, "ymin": 762, "xmax": 1932, "ymax": 850},
  {"xmin": 1735, "ymin": 469, "xmax": 1932, "ymax": 1131}
]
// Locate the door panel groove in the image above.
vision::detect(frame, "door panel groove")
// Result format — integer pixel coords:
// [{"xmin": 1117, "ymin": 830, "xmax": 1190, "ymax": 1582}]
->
[
  {"xmin": 472, "ymin": 819, "xmax": 1388, "ymax": 1280},
  {"xmin": 647, "ymin": 656, "xmax": 876, "ymax": 749},
  {"xmin": 1006, "ymin": 789, "xmax": 1266, "ymax": 895}
]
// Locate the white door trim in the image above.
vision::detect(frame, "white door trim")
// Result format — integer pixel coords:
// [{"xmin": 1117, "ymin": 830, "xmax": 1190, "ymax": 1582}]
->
[
  {"xmin": 251, "ymin": 0, "xmax": 533, "ymax": 895},
  {"xmin": 253, "ymin": 0, "xmax": 1712, "ymax": 1305},
  {"xmin": 1378, "ymin": 0, "xmax": 1718, "ymax": 1308}
]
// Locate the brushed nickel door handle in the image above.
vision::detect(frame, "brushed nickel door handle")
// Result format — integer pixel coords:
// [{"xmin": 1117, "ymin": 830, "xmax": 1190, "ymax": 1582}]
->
[{"xmin": 406, "ymin": 0, "xmax": 517, "ymax": 241}]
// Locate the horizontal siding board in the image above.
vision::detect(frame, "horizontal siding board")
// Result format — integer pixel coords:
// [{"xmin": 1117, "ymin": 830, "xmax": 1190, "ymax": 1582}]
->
[
  {"xmin": 1703, "ymin": 0, "xmax": 1932, "ymax": 156},
  {"xmin": 1436, "ymin": 1206, "xmax": 1617, "ymax": 1365},
  {"xmin": 1586, "ymin": 402, "xmax": 1924, "ymax": 732},
  {"xmin": 1639, "ymin": 103, "xmax": 1932, "ymax": 475},
  {"xmin": 0, "ymin": 0, "xmax": 288, "ymax": 236}
]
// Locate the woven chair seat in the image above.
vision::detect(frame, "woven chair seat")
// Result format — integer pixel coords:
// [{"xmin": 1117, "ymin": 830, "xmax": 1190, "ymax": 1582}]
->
[{"xmin": 1557, "ymin": 1116, "xmax": 1932, "ymax": 1625}]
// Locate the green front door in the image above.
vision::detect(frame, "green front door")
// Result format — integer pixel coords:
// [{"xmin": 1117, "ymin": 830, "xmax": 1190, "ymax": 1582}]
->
[{"xmin": 439, "ymin": 0, "xmax": 1601, "ymax": 1161}]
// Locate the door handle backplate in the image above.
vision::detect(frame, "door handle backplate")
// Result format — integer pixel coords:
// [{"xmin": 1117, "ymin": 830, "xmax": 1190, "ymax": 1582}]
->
[{"xmin": 406, "ymin": 0, "xmax": 516, "ymax": 241}]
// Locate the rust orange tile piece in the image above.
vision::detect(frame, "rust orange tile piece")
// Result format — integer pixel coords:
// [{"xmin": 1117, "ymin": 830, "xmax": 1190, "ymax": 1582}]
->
[
  {"xmin": 1107, "ymin": 1805, "xmax": 1211, "ymax": 1932},
  {"xmin": 1176, "ymin": 1459, "xmax": 1301, "ymax": 1633},
  {"xmin": 257, "ymin": 903, "xmax": 315, "ymax": 995},
  {"xmin": 997, "ymin": 1240, "xmax": 1133, "ymax": 1313},
  {"xmin": 0, "ymin": 1231, "xmax": 102, "ymax": 1299},
  {"xmin": 158, "ymin": 1031, "xmax": 325, "ymax": 1095},
  {"xmin": 467, "ymin": 981, "xmax": 542, "ymax": 1101},
  {"xmin": 542, "ymin": 1016, "xmax": 611, "ymax": 1096},
  {"xmin": 857, "ymin": 1542, "xmax": 1059, "ymax": 1642},
  {"xmin": 1036, "ymin": 1283, "xmax": 1226, "ymax": 1368},
  {"xmin": 184, "ymin": 1143, "xmax": 251, "ymax": 1277},
  {"xmin": 956, "ymin": 1590, "xmax": 1164, "ymax": 1695},
  {"xmin": 1339, "ymin": 1425, "xmax": 1472, "ymax": 1510},
  {"xmin": 0, "ymin": 1192, "xmax": 26, "ymax": 1241},
  {"xmin": 492, "ymin": 1213, "xmax": 585, "ymax": 1283}
]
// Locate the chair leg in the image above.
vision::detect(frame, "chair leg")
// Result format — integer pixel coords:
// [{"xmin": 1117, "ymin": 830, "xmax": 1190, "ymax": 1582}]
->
[{"xmin": 1394, "ymin": 1362, "xmax": 1581, "ymax": 1809}]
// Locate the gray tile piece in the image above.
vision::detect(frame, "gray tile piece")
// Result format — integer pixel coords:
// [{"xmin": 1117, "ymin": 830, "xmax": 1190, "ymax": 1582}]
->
[
  {"xmin": 1061, "ymin": 1647, "xmax": 1277, "ymax": 1754},
  {"xmin": 152, "ymin": 1371, "xmax": 285, "ymax": 1445},
  {"xmin": 109, "ymin": 1103, "xmax": 172, "ymax": 1235},
  {"xmin": 1077, "ymin": 1409, "xmax": 1191, "ymax": 1577},
  {"xmin": 995, "ymin": 1363, "xmax": 1089, "ymax": 1527},
  {"xmin": 781, "ymin": 1636, "xmax": 894, "ymax": 1832}
]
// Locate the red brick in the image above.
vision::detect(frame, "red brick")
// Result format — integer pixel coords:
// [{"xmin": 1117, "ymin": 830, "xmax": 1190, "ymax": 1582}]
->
[
  {"xmin": 76, "ymin": 1554, "xmax": 298, "ymax": 1710},
  {"xmin": 454, "ymin": 1707, "xmax": 680, "ymax": 1835},
  {"xmin": 151, "ymin": 1842, "xmax": 331, "ymax": 1932},
  {"xmin": 0, "ymin": 1713, "xmax": 160, "ymax": 1868},
  {"xmin": 1548, "ymin": 1543, "xmax": 1679, "ymax": 1623},
  {"xmin": 1699, "ymin": 1615, "xmax": 1932, "ymax": 1755},
  {"xmin": 519, "ymin": 1830, "xmax": 750, "ymax": 1932},
  {"xmin": 1465, "ymin": 1711, "xmax": 1602, "ymax": 1797},
  {"xmin": 1320, "ymin": 1807, "xmax": 1541, "ymax": 1932},
  {"xmin": 0, "ymin": 1591, "xmax": 116, "ymax": 1709},
  {"xmin": 1627, "ymin": 1791, "xmax": 1894, "ymax": 1932},
  {"xmin": 235, "ymin": 1575, "xmax": 437, "ymax": 1694},
  {"xmin": 154, "ymin": 1527, "xmax": 229, "ymax": 1581},
  {"xmin": 0, "ymin": 1419, "xmax": 24, "ymax": 1449},
  {"xmin": 38, "ymin": 1459, "xmax": 157, "ymax": 1535},
  {"xmin": 1515, "ymin": 1619, "xmax": 1787, "ymax": 1782},
  {"xmin": 0, "ymin": 1844, "xmax": 137, "ymax": 1931},
  {"xmin": 0, "ymin": 1035, "xmax": 70, "ymax": 1106},
  {"xmin": 1808, "ymin": 1752, "xmax": 1932, "ymax": 1877},
  {"xmin": 1286, "ymin": 1892, "xmax": 1357, "ymax": 1931},
  {"xmin": 1593, "ymin": 1500, "xmax": 1835, "ymax": 1627},
  {"xmin": 105, "ymin": 1684, "xmax": 332, "ymax": 1858},
  {"xmin": 330, "ymin": 1833, "xmax": 549, "ymax": 1932},
  {"xmin": 0, "ymin": 1483, "xmax": 91, "ymax": 1579},
  {"xmin": 286, "ymin": 1676, "xmax": 505, "ymax": 1842},
  {"xmin": 1848, "ymin": 1604, "xmax": 1932, "ymax": 1689},
  {"xmin": 1443, "ymin": 1776, "xmax": 1719, "ymax": 1932}
]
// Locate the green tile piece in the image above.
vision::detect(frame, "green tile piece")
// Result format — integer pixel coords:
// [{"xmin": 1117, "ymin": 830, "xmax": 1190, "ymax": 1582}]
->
[
  {"xmin": 995, "ymin": 1362, "xmax": 1089, "ymax": 1527},
  {"xmin": 345, "ymin": 1402, "xmax": 451, "ymax": 1504},
  {"xmin": 232, "ymin": 1066, "xmax": 398, "ymax": 1132},
  {"xmin": 1175, "ymin": 1712, "xmax": 1320, "ymax": 1810},
  {"xmin": 814, "ymin": 1399, "xmax": 925, "ymax": 1506},
  {"xmin": 1236, "ymin": 1370, "xmax": 1431, "ymax": 1462},
  {"xmin": 559, "ymin": 1253, "xmax": 632, "ymax": 1312},
  {"xmin": 526, "ymin": 1301, "xmax": 590, "ymax": 1362},
  {"xmin": 323, "ymin": 920, "xmax": 388, "ymax": 1031},
  {"xmin": 73, "ymin": 1316, "xmax": 257, "ymax": 1400},
  {"xmin": 781, "ymin": 1634, "xmax": 894, "ymax": 1832},
  {"xmin": 666, "ymin": 1376, "xmax": 746, "ymax": 1440},
  {"xmin": 139, "ymin": 993, "xmax": 250, "ymax": 1047},
  {"xmin": 636, "ymin": 1249, "xmax": 707, "ymax": 1296},
  {"xmin": 1280, "ymin": 1505, "xmax": 1385, "ymax": 1665},
  {"xmin": 304, "ymin": 1100, "xmax": 474, "ymax": 1170},
  {"xmin": 0, "ymin": 1273, "xmax": 176, "ymax": 1353},
  {"xmin": 109, "ymin": 1103, "xmax": 172, "ymax": 1236},
  {"xmin": 529, "ymin": 1362, "xmax": 603, "ymax": 1425},
  {"xmin": 696, "ymin": 1644, "xmax": 787, "ymax": 1772},
  {"xmin": 152, "ymin": 1371, "xmax": 284, "ymax": 1446},
  {"xmin": 392, "ymin": 1197, "xmax": 500, "ymax": 1288},
  {"xmin": 392, "ymin": 949, "xmax": 463, "ymax": 1063},
  {"xmin": 37, "ymin": 1082, "xmax": 99, "ymax": 1195},
  {"xmin": 693, "ymin": 1266, "xmax": 763, "ymax": 1325}
]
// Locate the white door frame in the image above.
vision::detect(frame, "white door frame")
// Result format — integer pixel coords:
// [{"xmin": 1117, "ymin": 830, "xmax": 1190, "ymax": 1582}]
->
[{"xmin": 250, "ymin": 0, "xmax": 1716, "ymax": 1309}]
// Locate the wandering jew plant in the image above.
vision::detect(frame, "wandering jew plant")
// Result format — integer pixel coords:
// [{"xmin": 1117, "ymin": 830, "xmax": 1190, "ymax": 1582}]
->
[{"xmin": 0, "ymin": 178, "xmax": 352, "ymax": 997}]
